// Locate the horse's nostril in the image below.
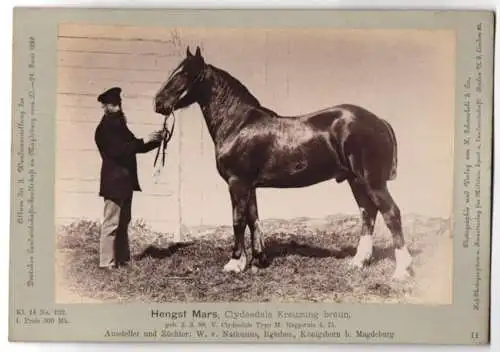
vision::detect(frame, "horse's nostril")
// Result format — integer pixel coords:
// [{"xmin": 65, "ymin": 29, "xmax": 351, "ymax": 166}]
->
[{"xmin": 155, "ymin": 100, "xmax": 164, "ymax": 113}]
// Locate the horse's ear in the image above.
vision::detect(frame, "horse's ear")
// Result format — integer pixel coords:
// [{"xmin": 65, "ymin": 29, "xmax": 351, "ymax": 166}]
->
[
  {"xmin": 186, "ymin": 46, "xmax": 193, "ymax": 57},
  {"xmin": 195, "ymin": 46, "xmax": 205, "ymax": 65}
]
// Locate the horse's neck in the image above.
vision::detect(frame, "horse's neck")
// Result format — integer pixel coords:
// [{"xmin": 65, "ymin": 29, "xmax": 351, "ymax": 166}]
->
[{"xmin": 198, "ymin": 67, "xmax": 259, "ymax": 145}]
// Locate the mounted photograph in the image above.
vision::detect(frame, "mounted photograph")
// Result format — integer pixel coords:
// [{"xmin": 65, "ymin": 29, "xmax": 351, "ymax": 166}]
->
[
  {"xmin": 54, "ymin": 24, "xmax": 455, "ymax": 305},
  {"xmin": 9, "ymin": 8, "xmax": 494, "ymax": 344}
]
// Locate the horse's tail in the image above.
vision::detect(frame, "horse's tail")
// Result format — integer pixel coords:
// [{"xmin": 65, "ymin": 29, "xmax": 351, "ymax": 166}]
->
[{"xmin": 382, "ymin": 119, "xmax": 398, "ymax": 181}]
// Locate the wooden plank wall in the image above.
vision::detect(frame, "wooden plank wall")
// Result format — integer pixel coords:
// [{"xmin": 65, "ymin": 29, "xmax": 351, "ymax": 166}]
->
[{"xmin": 55, "ymin": 24, "xmax": 190, "ymax": 238}]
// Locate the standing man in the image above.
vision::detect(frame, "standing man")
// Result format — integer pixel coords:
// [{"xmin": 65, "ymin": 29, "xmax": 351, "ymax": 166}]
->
[{"xmin": 94, "ymin": 87, "xmax": 165, "ymax": 269}]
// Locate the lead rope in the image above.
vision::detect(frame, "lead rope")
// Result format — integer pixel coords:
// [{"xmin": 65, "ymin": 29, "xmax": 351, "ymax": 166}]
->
[
  {"xmin": 153, "ymin": 111, "xmax": 176, "ymax": 181},
  {"xmin": 151, "ymin": 66, "xmax": 203, "ymax": 180}
]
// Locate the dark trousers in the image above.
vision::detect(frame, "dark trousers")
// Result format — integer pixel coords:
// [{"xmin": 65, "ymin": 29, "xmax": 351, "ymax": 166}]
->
[{"xmin": 99, "ymin": 196, "xmax": 132, "ymax": 267}]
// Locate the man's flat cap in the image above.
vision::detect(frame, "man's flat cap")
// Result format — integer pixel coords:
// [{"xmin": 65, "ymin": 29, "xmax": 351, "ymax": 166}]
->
[{"xmin": 97, "ymin": 87, "xmax": 122, "ymax": 105}]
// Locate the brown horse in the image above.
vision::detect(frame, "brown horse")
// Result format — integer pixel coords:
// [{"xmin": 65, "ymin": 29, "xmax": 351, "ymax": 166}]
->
[{"xmin": 154, "ymin": 46, "xmax": 412, "ymax": 280}]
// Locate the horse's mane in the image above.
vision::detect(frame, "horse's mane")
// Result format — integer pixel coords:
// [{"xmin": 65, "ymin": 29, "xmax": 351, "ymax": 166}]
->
[{"xmin": 208, "ymin": 64, "xmax": 277, "ymax": 116}]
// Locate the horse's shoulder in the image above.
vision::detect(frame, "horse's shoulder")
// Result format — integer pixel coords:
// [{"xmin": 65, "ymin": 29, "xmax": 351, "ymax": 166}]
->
[{"xmin": 239, "ymin": 105, "xmax": 278, "ymax": 129}]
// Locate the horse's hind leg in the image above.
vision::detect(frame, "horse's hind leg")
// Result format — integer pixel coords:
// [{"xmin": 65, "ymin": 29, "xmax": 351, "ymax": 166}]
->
[
  {"xmin": 348, "ymin": 178, "xmax": 378, "ymax": 268},
  {"xmin": 247, "ymin": 188, "xmax": 269, "ymax": 269},
  {"xmin": 367, "ymin": 182, "xmax": 412, "ymax": 279},
  {"xmin": 223, "ymin": 179, "xmax": 250, "ymax": 273}
]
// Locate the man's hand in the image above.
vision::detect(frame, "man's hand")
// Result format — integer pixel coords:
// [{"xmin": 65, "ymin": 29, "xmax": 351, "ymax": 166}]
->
[
  {"xmin": 147, "ymin": 129, "xmax": 168, "ymax": 144},
  {"xmin": 160, "ymin": 129, "xmax": 169, "ymax": 140}
]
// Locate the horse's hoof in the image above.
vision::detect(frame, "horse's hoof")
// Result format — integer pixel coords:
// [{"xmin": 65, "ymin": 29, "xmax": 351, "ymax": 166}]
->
[
  {"xmin": 223, "ymin": 258, "xmax": 246, "ymax": 273},
  {"xmin": 254, "ymin": 252, "xmax": 271, "ymax": 269},
  {"xmin": 391, "ymin": 269, "xmax": 411, "ymax": 281},
  {"xmin": 393, "ymin": 246, "xmax": 413, "ymax": 280},
  {"xmin": 349, "ymin": 257, "xmax": 366, "ymax": 269}
]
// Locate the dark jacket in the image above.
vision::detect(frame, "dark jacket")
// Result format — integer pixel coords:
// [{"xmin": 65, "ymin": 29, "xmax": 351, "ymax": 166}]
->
[{"xmin": 94, "ymin": 112, "xmax": 160, "ymax": 200}]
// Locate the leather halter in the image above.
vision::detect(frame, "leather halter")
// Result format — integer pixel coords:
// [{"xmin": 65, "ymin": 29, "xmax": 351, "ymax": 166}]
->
[{"xmin": 153, "ymin": 65, "xmax": 205, "ymax": 169}]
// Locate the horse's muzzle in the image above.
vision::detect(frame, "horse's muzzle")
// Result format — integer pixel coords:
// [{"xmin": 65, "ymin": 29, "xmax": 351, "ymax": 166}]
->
[{"xmin": 155, "ymin": 100, "xmax": 171, "ymax": 115}]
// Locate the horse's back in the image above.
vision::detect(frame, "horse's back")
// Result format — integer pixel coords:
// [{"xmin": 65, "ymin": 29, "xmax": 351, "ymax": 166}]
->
[
  {"xmin": 260, "ymin": 103, "xmax": 398, "ymax": 185},
  {"xmin": 225, "ymin": 103, "xmax": 397, "ymax": 186}
]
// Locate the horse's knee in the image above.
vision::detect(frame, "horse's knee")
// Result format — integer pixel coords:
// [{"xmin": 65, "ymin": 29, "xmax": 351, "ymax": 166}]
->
[
  {"xmin": 360, "ymin": 206, "xmax": 376, "ymax": 223},
  {"xmin": 250, "ymin": 220, "xmax": 265, "ymax": 249},
  {"xmin": 249, "ymin": 220, "xmax": 267, "ymax": 268},
  {"xmin": 381, "ymin": 205, "xmax": 405, "ymax": 248},
  {"xmin": 232, "ymin": 208, "xmax": 247, "ymax": 229},
  {"xmin": 382, "ymin": 204, "xmax": 401, "ymax": 223},
  {"xmin": 368, "ymin": 186, "xmax": 398, "ymax": 214}
]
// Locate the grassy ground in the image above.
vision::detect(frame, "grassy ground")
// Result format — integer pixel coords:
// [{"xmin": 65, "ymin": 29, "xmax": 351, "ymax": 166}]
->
[{"xmin": 55, "ymin": 214, "xmax": 452, "ymax": 304}]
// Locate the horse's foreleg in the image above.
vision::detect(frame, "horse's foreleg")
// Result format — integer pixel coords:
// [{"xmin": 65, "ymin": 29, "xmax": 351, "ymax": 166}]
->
[
  {"xmin": 223, "ymin": 179, "xmax": 250, "ymax": 273},
  {"xmin": 348, "ymin": 178, "xmax": 378, "ymax": 268},
  {"xmin": 247, "ymin": 188, "xmax": 269, "ymax": 269},
  {"xmin": 368, "ymin": 183, "xmax": 412, "ymax": 280}
]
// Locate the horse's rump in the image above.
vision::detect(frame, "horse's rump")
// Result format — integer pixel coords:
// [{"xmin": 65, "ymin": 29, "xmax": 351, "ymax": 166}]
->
[
  {"xmin": 329, "ymin": 105, "xmax": 398, "ymax": 184},
  {"xmin": 381, "ymin": 119, "xmax": 398, "ymax": 181}
]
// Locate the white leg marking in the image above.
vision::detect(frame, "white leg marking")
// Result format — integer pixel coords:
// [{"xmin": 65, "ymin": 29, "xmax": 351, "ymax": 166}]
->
[
  {"xmin": 350, "ymin": 234, "xmax": 373, "ymax": 268},
  {"xmin": 392, "ymin": 245, "xmax": 412, "ymax": 280},
  {"xmin": 223, "ymin": 254, "xmax": 247, "ymax": 273}
]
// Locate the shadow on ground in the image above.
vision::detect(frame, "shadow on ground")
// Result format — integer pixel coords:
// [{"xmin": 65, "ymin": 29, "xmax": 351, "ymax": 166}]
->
[
  {"xmin": 264, "ymin": 235, "xmax": 421, "ymax": 265},
  {"xmin": 55, "ymin": 214, "xmax": 449, "ymax": 304},
  {"xmin": 133, "ymin": 242, "xmax": 196, "ymax": 260},
  {"xmin": 265, "ymin": 237, "xmax": 356, "ymax": 261}
]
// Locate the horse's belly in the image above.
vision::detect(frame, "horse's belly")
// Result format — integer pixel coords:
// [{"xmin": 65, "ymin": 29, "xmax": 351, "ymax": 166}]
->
[
  {"xmin": 257, "ymin": 171, "xmax": 334, "ymax": 188},
  {"xmin": 256, "ymin": 149, "xmax": 342, "ymax": 188}
]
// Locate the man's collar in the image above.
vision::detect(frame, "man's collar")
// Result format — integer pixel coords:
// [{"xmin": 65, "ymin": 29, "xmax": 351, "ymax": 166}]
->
[{"xmin": 104, "ymin": 110, "xmax": 126, "ymax": 122}]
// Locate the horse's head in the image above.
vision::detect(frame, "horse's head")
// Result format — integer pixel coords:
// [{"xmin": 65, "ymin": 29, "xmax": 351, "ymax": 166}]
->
[{"xmin": 154, "ymin": 46, "xmax": 206, "ymax": 115}]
